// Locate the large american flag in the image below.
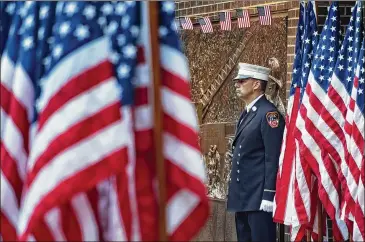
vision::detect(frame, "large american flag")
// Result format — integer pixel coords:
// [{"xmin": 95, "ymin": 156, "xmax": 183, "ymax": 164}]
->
[
  {"xmin": 273, "ymin": 2, "xmax": 319, "ymax": 240},
  {"xmin": 350, "ymin": 39, "xmax": 364, "ymax": 242},
  {"xmin": 236, "ymin": 9, "xmax": 250, "ymax": 28},
  {"xmin": 295, "ymin": 2, "xmax": 349, "ymax": 240},
  {"xmin": 257, "ymin": 6, "xmax": 271, "ymax": 26},
  {"xmin": 219, "ymin": 12, "xmax": 231, "ymax": 31},
  {"xmin": 1, "ymin": 1, "xmax": 209, "ymax": 241},
  {"xmin": 273, "ymin": 0, "xmax": 305, "ymax": 228},
  {"xmin": 314, "ymin": 1, "xmax": 363, "ymax": 227}
]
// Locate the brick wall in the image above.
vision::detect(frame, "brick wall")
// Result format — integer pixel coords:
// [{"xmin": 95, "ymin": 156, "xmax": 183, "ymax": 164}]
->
[
  {"xmin": 175, "ymin": 0, "xmax": 288, "ymax": 20},
  {"xmin": 174, "ymin": 1, "xmax": 362, "ymax": 101},
  {"xmin": 284, "ymin": 1, "xmax": 357, "ymax": 99}
]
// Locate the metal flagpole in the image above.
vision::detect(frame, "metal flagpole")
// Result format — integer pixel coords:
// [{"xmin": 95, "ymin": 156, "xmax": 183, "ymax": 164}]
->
[{"xmin": 149, "ymin": 2, "xmax": 167, "ymax": 241}]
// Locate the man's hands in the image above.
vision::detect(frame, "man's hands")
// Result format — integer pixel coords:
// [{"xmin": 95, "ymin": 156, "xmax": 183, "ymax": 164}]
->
[{"xmin": 259, "ymin": 200, "xmax": 273, "ymax": 213}]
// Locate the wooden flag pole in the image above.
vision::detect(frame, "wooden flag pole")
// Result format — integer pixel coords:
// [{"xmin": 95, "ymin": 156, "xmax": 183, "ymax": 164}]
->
[{"xmin": 149, "ymin": 2, "xmax": 167, "ymax": 241}]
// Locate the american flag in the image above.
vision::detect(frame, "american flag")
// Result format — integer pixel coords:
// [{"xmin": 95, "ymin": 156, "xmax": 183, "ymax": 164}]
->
[
  {"xmin": 295, "ymin": 2, "xmax": 349, "ymax": 240},
  {"xmin": 314, "ymin": 1, "xmax": 363, "ymax": 227},
  {"xmin": 219, "ymin": 12, "xmax": 231, "ymax": 31},
  {"xmin": 1, "ymin": 1, "xmax": 209, "ymax": 241},
  {"xmin": 350, "ymin": 39, "xmax": 364, "ymax": 242},
  {"xmin": 257, "ymin": 6, "xmax": 271, "ymax": 26},
  {"xmin": 273, "ymin": 0, "xmax": 305, "ymax": 230},
  {"xmin": 179, "ymin": 17, "xmax": 193, "ymax": 30},
  {"xmin": 198, "ymin": 17, "xmax": 213, "ymax": 33},
  {"xmin": 292, "ymin": 2, "xmax": 320, "ymax": 235},
  {"xmin": 236, "ymin": 9, "xmax": 250, "ymax": 28},
  {"xmin": 273, "ymin": 2, "xmax": 321, "ymax": 240}
]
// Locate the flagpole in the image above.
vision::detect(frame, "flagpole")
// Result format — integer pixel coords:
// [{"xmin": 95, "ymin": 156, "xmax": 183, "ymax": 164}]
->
[{"xmin": 149, "ymin": 2, "xmax": 167, "ymax": 241}]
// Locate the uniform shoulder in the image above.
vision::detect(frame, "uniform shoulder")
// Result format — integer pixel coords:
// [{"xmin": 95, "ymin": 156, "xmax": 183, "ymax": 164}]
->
[
  {"xmin": 259, "ymin": 100, "xmax": 285, "ymax": 122},
  {"xmin": 260, "ymin": 99, "xmax": 280, "ymax": 113}
]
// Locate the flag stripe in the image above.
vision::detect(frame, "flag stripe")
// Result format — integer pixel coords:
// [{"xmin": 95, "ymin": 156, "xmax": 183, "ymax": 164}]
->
[
  {"xmin": 1, "ymin": 84, "xmax": 29, "ymax": 152},
  {"xmin": 0, "ymin": 55, "xmax": 34, "ymax": 122},
  {"xmin": 36, "ymin": 37, "xmax": 111, "ymax": 114},
  {"xmin": 70, "ymin": 194, "xmax": 99, "ymax": 241},
  {"xmin": 0, "ymin": 143, "xmax": 23, "ymax": 205},
  {"xmin": 28, "ymin": 78, "xmax": 120, "ymax": 170},
  {"xmin": 37, "ymin": 60, "xmax": 114, "ymax": 130},
  {"xmin": 0, "ymin": 110, "xmax": 27, "ymax": 180},
  {"xmin": 19, "ymin": 146, "xmax": 128, "ymax": 240},
  {"xmin": 27, "ymin": 103, "xmax": 121, "ymax": 186},
  {"xmin": 0, "ymin": 211, "xmax": 17, "ymax": 241}
]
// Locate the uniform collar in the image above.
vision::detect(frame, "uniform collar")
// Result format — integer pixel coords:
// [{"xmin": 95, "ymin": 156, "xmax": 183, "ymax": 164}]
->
[{"xmin": 246, "ymin": 94, "xmax": 264, "ymax": 112}]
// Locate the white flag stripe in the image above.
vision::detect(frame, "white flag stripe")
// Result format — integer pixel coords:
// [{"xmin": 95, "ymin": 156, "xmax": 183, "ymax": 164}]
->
[
  {"xmin": 163, "ymin": 133, "xmax": 206, "ymax": 182},
  {"xmin": 295, "ymin": 139, "xmax": 311, "ymax": 223},
  {"xmin": 37, "ymin": 37, "xmax": 111, "ymax": 113},
  {"xmin": 297, "ymin": 114, "xmax": 340, "ymax": 212},
  {"xmin": 18, "ymin": 119, "xmax": 129, "ymax": 235},
  {"xmin": 105, "ymin": 181, "xmax": 128, "ymax": 241},
  {"xmin": 0, "ymin": 171, "xmax": 19, "ymax": 227},
  {"xmin": 1, "ymin": 56, "xmax": 34, "ymax": 122},
  {"xmin": 44, "ymin": 208, "xmax": 67, "ymax": 241},
  {"xmin": 167, "ymin": 190, "xmax": 199, "ymax": 234},
  {"xmin": 28, "ymin": 78, "xmax": 120, "ymax": 169},
  {"xmin": 162, "ymin": 88, "xmax": 198, "ymax": 131},
  {"xmin": 301, "ymin": 91, "xmax": 357, "ymax": 204},
  {"xmin": 1, "ymin": 109, "xmax": 28, "ymax": 180},
  {"xmin": 134, "ymin": 105, "xmax": 153, "ymax": 130},
  {"xmin": 71, "ymin": 194, "xmax": 99, "ymax": 241},
  {"xmin": 161, "ymin": 45, "xmax": 190, "ymax": 83}
]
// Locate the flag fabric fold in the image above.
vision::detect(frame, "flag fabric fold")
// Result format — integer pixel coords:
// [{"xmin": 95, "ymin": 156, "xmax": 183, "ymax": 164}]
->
[{"xmin": 0, "ymin": 2, "xmax": 209, "ymax": 241}]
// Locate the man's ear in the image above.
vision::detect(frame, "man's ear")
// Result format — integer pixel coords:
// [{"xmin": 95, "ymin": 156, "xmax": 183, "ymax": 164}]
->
[{"xmin": 253, "ymin": 80, "xmax": 261, "ymax": 91}]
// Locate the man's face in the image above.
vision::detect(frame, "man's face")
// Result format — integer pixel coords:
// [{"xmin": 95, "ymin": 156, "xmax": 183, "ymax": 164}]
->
[{"xmin": 234, "ymin": 78, "xmax": 259, "ymax": 99}]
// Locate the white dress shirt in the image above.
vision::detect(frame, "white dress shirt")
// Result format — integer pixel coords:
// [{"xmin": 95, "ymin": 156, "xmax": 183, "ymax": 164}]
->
[{"xmin": 246, "ymin": 94, "xmax": 264, "ymax": 112}]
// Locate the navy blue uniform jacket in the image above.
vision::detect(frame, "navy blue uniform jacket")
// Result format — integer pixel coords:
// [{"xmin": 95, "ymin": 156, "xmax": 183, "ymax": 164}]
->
[{"xmin": 227, "ymin": 96, "xmax": 285, "ymax": 212}]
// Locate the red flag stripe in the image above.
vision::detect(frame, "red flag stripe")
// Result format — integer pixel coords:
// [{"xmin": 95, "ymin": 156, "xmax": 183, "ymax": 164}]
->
[
  {"xmin": 60, "ymin": 203, "xmax": 83, "ymax": 241},
  {"xmin": 18, "ymin": 146, "xmax": 128, "ymax": 240},
  {"xmin": 0, "ymin": 208, "xmax": 17, "ymax": 241},
  {"xmin": 26, "ymin": 102, "xmax": 121, "ymax": 186},
  {"xmin": 296, "ymin": 112, "xmax": 340, "ymax": 221},
  {"xmin": 28, "ymin": 78, "xmax": 121, "ymax": 171},
  {"xmin": 1, "ymin": 84, "xmax": 30, "ymax": 153},
  {"xmin": 37, "ymin": 60, "xmax": 114, "ymax": 131},
  {"xmin": 1, "ymin": 55, "xmax": 35, "ymax": 122},
  {"xmin": 0, "ymin": 143, "xmax": 23, "ymax": 205},
  {"xmin": 0, "ymin": 109, "xmax": 27, "ymax": 181},
  {"xmin": 274, "ymin": 88, "xmax": 301, "ymax": 223}
]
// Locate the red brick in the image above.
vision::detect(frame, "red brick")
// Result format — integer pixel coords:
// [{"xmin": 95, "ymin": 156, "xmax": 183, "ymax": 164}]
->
[
  {"xmin": 287, "ymin": 27, "xmax": 297, "ymax": 37},
  {"xmin": 288, "ymin": 18, "xmax": 299, "ymax": 27}
]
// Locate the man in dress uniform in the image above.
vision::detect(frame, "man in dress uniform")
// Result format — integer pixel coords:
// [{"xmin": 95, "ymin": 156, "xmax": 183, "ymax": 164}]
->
[{"xmin": 227, "ymin": 63, "xmax": 285, "ymax": 242}]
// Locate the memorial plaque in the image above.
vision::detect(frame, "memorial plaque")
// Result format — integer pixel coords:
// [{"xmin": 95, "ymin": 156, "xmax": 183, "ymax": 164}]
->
[{"xmin": 200, "ymin": 123, "xmax": 226, "ymax": 154}]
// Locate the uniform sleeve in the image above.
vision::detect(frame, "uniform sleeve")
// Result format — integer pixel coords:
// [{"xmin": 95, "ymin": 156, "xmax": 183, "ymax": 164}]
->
[{"xmin": 260, "ymin": 110, "xmax": 285, "ymax": 201}]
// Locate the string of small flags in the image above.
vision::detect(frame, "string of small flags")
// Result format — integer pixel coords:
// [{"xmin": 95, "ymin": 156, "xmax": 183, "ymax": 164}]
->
[{"xmin": 175, "ymin": 6, "xmax": 272, "ymax": 33}]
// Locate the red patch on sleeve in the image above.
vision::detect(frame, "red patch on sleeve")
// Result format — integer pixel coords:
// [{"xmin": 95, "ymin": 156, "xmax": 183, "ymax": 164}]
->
[{"xmin": 266, "ymin": 111, "xmax": 279, "ymax": 128}]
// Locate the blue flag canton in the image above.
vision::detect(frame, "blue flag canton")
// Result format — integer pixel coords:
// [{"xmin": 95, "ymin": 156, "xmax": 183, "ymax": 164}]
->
[
  {"xmin": 0, "ymin": 1, "xmax": 17, "ymax": 55},
  {"xmin": 300, "ymin": 1, "xmax": 318, "ymax": 98},
  {"xmin": 219, "ymin": 12, "xmax": 227, "ymax": 21},
  {"xmin": 39, "ymin": 2, "xmax": 141, "ymax": 107},
  {"xmin": 199, "ymin": 18, "xmax": 207, "ymax": 26},
  {"xmin": 257, "ymin": 6, "xmax": 266, "ymax": 17},
  {"xmin": 158, "ymin": 2, "xmax": 181, "ymax": 50},
  {"xmin": 356, "ymin": 42, "xmax": 364, "ymax": 112},
  {"xmin": 310, "ymin": 2, "xmax": 341, "ymax": 92},
  {"xmin": 290, "ymin": 2, "xmax": 305, "ymax": 97},
  {"xmin": 333, "ymin": 2, "xmax": 363, "ymax": 93}
]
